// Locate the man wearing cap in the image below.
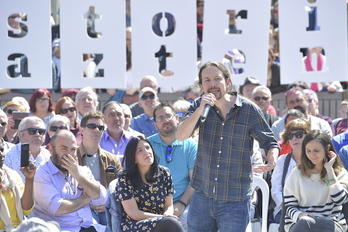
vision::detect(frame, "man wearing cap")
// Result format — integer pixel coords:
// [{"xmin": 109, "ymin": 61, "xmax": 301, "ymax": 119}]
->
[
  {"xmin": 130, "ymin": 87, "xmax": 159, "ymax": 137},
  {"xmin": 239, "ymin": 76, "xmax": 260, "ymax": 100}
]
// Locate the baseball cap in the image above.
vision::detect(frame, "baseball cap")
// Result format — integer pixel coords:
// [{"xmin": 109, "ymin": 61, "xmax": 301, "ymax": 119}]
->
[
  {"xmin": 242, "ymin": 77, "xmax": 260, "ymax": 87},
  {"xmin": 139, "ymin": 87, "xmax": 157, "ymax": 100}
]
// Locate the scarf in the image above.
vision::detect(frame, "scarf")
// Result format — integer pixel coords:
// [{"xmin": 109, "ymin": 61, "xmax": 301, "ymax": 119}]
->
[{"xmin": 0, "ymin": 167, "xmax": 23, "ymax": 232}]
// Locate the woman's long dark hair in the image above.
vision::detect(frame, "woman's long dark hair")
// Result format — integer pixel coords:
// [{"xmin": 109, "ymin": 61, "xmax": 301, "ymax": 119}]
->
[
  {"xmin": 123, "ymin": 136, "xmax": 159, "ymax": 190},
  {"xmin": 299, "ymin": 130, "xmax": 343, "ymax": 180}
]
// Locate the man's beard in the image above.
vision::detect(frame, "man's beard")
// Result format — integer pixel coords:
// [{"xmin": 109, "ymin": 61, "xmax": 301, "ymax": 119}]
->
[
  {"xmin": 51, "ymin": 150, "xmax": 68, "ymax": 172},
  {"xmin": 294, "ymin": 105, "xmax": 307, "ymax": 114}
]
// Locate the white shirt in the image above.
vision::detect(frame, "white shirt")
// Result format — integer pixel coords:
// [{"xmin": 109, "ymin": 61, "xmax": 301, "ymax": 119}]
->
[{"xmin": 4, "ymin": 143, "xmax": 51, "ymax": 182}]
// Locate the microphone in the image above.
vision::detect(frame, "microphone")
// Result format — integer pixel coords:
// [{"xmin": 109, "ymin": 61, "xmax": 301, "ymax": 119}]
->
[{"xmin": 200, "ymin": 104, "xmax": 211, "ymax": 122}]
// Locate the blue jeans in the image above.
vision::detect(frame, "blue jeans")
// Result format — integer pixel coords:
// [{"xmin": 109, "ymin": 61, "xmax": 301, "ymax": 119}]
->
[
  {"xmin": 188, "ymin": 191, "xmax": 250, "ymax": 232},
  {"xmin": 91, "ymin": 209, "xmax": 107, "ymax": 226}
]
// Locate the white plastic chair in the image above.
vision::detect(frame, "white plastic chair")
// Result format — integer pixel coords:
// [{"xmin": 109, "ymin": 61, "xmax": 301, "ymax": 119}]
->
[{"xmin": 246, "ymin": 176, "xmax": 269, "ymax": 232}]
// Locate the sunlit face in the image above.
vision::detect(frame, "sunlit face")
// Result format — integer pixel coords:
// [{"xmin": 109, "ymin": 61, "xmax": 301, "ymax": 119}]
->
[
  {"xmin": 60, "ymin": 101, "xmax": 77, "ymax": 126},
  {"xmin": 139, "ymin": 92, "xmax": 158, "ymax": 111},
  {"xmin": 154, "ymin": 107, "xmax": 178, "ymax": 136},
  {"xmin": 242, "ymin": 84, "xmax": 258, "ymax": 100},
  {"xmin": 339, "ymin": 104, "xmax": 348, "ymax": 119},
  {"xmin": 307, "ymin": 99, "xmax": 318, "ymax": 115},
  {"xmin": 35, "ymin": 93, "xmax": 50, "ymax": 112},
  {"xmin": 50, "ymin": 135, "xmax": 78, "ymax": 172},
  {"xmin": 104, "ymin": 104, "xmax": 124, "ymax": 133},
  {"xmin": 286, "ymin": 91, "xmax": 308, "ymax": 114},
  {"xmin": 199, "ymin": 66, "xmax": 230, "ymax": 101},
  {"xmin": 135, "ymin": 140, "xmax": 154, "ymax": 168},
  {"xmin": 48, "ymin": 121, "xmax": 69, "ymax": 139},
  {"xmin": 19, "ymin": 120, "xmax": 46, "ymax": 148},
  {"xmin": 81, "ymin": 118, "xmax": 104, "ymax": 144},
  {"xmin": 252, "ymin": 90, "xmax": 271, "ymax": 113},
  {"xmin": 0, "ymin": 114, "xmax": 8, "ymax": 138},
  {"xmin": 305, "ymin": 139, "xmax": 326, "ymax": 167},
  {"xmin": 288, "ymin": 130, "xmax": 306, "ymax": 151},
  {"xmin": 76, "ymin": 92, "xmax": 96, "ymax": 116}
]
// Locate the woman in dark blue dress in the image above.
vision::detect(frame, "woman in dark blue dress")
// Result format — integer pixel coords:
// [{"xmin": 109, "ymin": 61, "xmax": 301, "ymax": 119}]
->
[{"xmin": 115, "ymin": 136, "xmax": 184, "ymax": 232}]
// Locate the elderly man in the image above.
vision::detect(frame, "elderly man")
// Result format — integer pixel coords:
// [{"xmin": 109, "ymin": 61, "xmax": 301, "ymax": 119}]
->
[
  {"xmin": 130, "ymin": 87, "xmax": 159, "ymax": 137},
  {"xmin": 78, "ymin": 111, "xmax": 122, "ymax": 225},
  {"xmin": 148, "ymin": 102, "xmax": 197, "ymax": 231},
  {"xmin": 0, "ymin": 109, "xmax": 14, "ymax": 153},
  {"xmin": 130, "ymin": 75, "xmax": 159, "ymax": 117},
  {"xmin": 75, "ymin": 87, "xmax": 99, "ymax": 122},
  {"xmin": 32, "ymin": 130, "xmax": 108, "ymax": 232},
  {"xmin": 5, "ymin": 116, "xmax": 50, "ymax": 181},
  {"xmin": 100, "ymin": 102, "xmax": 136, "ymax": 162},
  {"xmin": 271, "ymin": 87, "xmax": 332, "ymax": 141},
  {"xmin": 252, "ymin": 85, "xmax": 280, "ymax": 127}
]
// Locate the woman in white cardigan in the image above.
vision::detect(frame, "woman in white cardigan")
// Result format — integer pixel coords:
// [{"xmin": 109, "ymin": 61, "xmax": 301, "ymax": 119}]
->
[{"xmin": 284, "ymin": 130, "xmax": 348, "ymax": 232}]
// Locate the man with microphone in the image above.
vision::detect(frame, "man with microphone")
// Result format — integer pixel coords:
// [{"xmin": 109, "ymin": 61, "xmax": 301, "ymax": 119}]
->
[{"xmin": 176, "ymin": 61, "xmax": 279, "ymax": 232}]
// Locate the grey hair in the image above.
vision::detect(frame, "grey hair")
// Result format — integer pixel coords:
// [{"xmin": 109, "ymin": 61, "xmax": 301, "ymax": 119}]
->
[
  {"xmin": 18, "ymin": 116, "xmax": 45, "ymax": 132},
  {"xmin": 0, "ymin": 109, "xmax": 8, "ymax": 122},
  {"xmin": 75, "ymin": 87, "xmax": 99, "ymax": 108},
  {"xmin": 47, "ymin": 115, "xmax": 70, "ymax": 131},
  {"xmin": 252, "ymin": 85, "xmax": 272, "ymax": 98}
]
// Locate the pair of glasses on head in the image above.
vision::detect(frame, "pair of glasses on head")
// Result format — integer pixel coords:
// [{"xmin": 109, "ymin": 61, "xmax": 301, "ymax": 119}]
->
[
  {"xmin": 85, "ymin": 123, "xmax": 105, "ymax": 131},
  {"xmin": 0, "ymin": 122, "xmax": 7, "ymax": 127},
  {"xmin": 284, "ymin": 87, "xmax": 303, "ymax": 97},
  {"xmin": 60, "ymin": 107, "xmax": 76, "ymax": 114},
  {"xmin": 156, "ymin": 114, "xmax": 174, "ymax": 122},
  {"xmin": 22, "ymin": 128, "xmax": 46, "ymax": 135},
  {"xmin": 254, "ymin": 96, "xmax": 269, "ymax": 101},
  {"xmin": 50, "ymin": 126, "xmax": 68, "ymax": 132},
  {"xmin": 287, "ymin": 131, "xmax": 305, "ymax": 140},
  {"xmin": 141, "ymin": 94, "xmax": 155, "ymax": 100},
  {"xmin": 166, "ymin": 145, "xmax": 173, "ymax": 163},
  {"xmin": 36, "ymin": 98, "xmax": 50, "ymax": 103}
]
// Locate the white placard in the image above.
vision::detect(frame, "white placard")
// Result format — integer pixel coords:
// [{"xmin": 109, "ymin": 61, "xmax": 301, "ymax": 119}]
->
[
  {"xmin": 202, "ymin": 0, "xmax": 271, "ymax": 86},
  {"xmin": 60, "ymin": 0, "xmax": 126, "ymax": 88},
  {"xmin": 279, "ymin": 0, "xmax": 348, "ymax": 84},
  {"xmin": 131, "ymin": 0, "xmax": 197, "ymax": 91},
  {"xmin": 0, "ymin": 0, "xmax": 52, "ymax": 88}
]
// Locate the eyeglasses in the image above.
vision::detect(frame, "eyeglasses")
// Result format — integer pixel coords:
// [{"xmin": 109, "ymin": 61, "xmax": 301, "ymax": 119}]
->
[
  {"xmin": 60, "ymin": 107, "xmax": 76, "ymax": 114},
  {"xmin": 85, "ymin": 123, "xmax": 105, "ymax": 131},
  {"xmin": 287, "ymin": 131, "xmax": 305, "ymax": 140},
  {"xmin": 6, "ymin": 109, "xmax": 16, "ymax": 115},
  {"xmin": 141, "ymin": 94, "xmax": 155, "ymax": 100},
  {"xmin": 166, "ymin": 145, "xmax": 173, "ymax": 163},
  {"xmin": 22, "ymin": 128, "xmax": 46, "ymax": 135},
  {"xmin": 36, "ymin": 98, "xmax": 50, "ymax": 103},
  {"xmin": 0, "ymin": 122, "xmax": 7, "ymax": 127},
  {"xmin": 254, "ymin": 96, "xmax": 269, "ymax": 101},
  {"xmin": 50, "ymin": 126, "xmax": 68, "ymax": 132},
  {"xmin": 156, "ymin": 114, "xmax": 174, "ymax": 122}
]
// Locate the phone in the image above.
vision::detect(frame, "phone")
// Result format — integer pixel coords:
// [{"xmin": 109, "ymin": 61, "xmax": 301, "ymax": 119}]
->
[
  {"xmin": 12, "ymin": 112, "xmax": 30, "ymax": 129},
  {"xmin": 20, "ymin": 143, "xmax": 30, "ymax": 167}
]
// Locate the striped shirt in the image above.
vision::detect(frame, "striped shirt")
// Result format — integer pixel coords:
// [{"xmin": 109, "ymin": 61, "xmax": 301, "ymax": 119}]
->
[
  {"xmin": 284, "ymin": 167, "xmax": 348, "ymax": 232},
  {"xmin": 184, "ymin": 93, "xmax": 279, "ymax": 202}
]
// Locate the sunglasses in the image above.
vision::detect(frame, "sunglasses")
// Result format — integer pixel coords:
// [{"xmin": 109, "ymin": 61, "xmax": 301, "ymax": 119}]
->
[
  {"xmin": 50, "ymin": 126, "xmax": 68, "ymax": 132},
  {"xmin": 0, "ymin": 122, "xmax": 7, "ymax": 127},
  {"xmin": 36, "ymin": 98, "xmax": 50, "ymax": 103},
  {"xmin": 85, "ymin": 123, "xmax": 105, "ymax": 131},
  {"xmin": 22, "ymin": 128, "xmax": 46, "ymax": 135},
  {"xmin": 60, "ymin": 107, "xmax": 76, "ymax": 114},
  {"xmin": 141, "ymin": 94, "xmax": 155, "ymax": 100},
  {"xmin": 166, "ymin": 145, "xmax": 173, "ymax": 163},
  {"xmin": 6, "ymin": 109, "xmax": 16, "ymax": 115},
  {"xmin": 287, "ymin": 131, "xmax": 305, "ymax": 140},
  {"xmin": 254, "ymin": 96, "xmax": 269, "ymax": 101}
]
